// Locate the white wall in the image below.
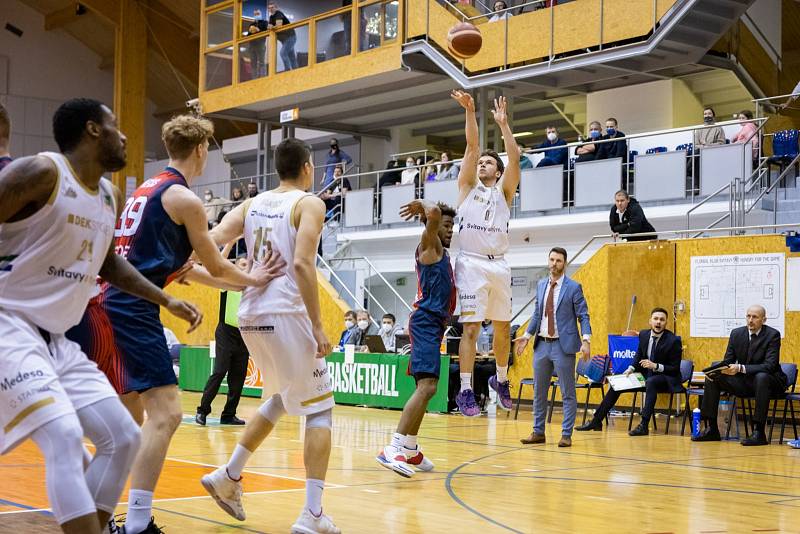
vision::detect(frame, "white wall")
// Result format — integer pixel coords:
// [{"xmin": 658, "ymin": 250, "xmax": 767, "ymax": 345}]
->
[
  {"xmin": 586, "ymin": 80, "xmax": 674, "ymax": 135},
  {"xmin": 744, "ymin": 0, "xmax": 781, "ymax": 63},
  {"xmin": 144, "ymin": 148, "xmax": 231, "ymax": 200}
]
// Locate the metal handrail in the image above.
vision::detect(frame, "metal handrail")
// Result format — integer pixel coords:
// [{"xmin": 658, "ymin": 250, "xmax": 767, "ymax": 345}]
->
[
  {"xmin": 746, "ymin": 154, "xmax": 800, "ymax": 217},
  {"xmin": 316, "ymin": 254, "xmax": 381, "ymax": 328},
  {"xmin": 510, "ymin": 221, "xmax": 800, "ymax": 324},
  {"xmin": 324, "ymin": 255, "xmax": 414, "ymax": 313},
  {"xmin": 686, "ymin": 181, "xmax": 732, "ymax": 229},
  {"xmin": 741, "ymin": 13, "xmax": 781, "ymax": 68}
]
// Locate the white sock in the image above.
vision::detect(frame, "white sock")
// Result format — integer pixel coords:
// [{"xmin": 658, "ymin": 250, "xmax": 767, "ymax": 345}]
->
[
  {"xmin": 125, "ymin": 489, "xmax": 153, "ymax": 534},
  {"xmin": 496, "ymin": 365, "xmax": 508, "ymax": 383},
  {"xmin": 459, "ymin": 373, "xmax": 472, "ymax": 392},
  {"xmin": 305, "ymin": 478, "xmax": 325, "ymax": 517},
  {"xmin": 403, "ymin": 434, "xmax": 418, "ymax": 450},
  {"xmin": 227, "ymin": 444, "xmax": 252, "ymax": 480},
  {"xmin": 390, "ymin": 432, "xmax": 404, "ymax": 448}
]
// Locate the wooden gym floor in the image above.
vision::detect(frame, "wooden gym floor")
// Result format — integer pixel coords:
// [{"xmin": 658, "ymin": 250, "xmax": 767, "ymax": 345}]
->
[{"xmin": 1, "ymin": 391, "xmax": 799, "ymax": 533}]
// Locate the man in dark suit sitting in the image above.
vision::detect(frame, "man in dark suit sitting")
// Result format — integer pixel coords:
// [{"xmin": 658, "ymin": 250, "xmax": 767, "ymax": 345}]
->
[
  {"xmin": 576, "ymin": 307, "xmax": 682, "ymax": 436},
  {"xmin": 693, "ymin": 304, "xmax": 788, "ymax": 446}
]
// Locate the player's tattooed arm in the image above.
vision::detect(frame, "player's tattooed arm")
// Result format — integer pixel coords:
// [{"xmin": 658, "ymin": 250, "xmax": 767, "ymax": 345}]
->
[
  {"xmin": 0, "ymin": 156, "xmax": 58, "ymax": 224},
  {"xmin": 99, "ymin": 246, "xmax": 203, "ymax": 332}
]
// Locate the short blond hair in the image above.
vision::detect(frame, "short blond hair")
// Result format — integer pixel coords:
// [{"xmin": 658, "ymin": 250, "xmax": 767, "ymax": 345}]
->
[{"xmin": 161, "ymin": 115, "xmax": 214, "ymax": 160}]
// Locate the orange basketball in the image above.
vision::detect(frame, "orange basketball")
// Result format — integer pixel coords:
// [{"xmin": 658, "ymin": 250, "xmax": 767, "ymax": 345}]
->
[{"xmin": 447, "ymin": 22, "xmax": 482, "ymax": 59}]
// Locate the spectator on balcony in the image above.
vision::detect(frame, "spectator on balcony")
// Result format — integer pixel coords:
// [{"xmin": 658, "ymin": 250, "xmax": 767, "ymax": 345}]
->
[
  {"xmin": 778, "ymin": 79, "xmax": 800, "ymax": 111},
  {"xmin": 323, "ymin": 137, "xmax": 353, "ymax": 189},
  {"xmin": 596, "ymin": 118, "xmax": 627, "ymax": 164},
  {"xmin": 230, "ymin": 186, "xmax": 245, "ymax": 207},
  {"xmin": 518, "ymin": 143, "xmax": 533, "ymax": 169},
  {"xmin": 732, "ymin": 109, "xmax": 759, "ymax": 162},
  {"xmin": 609, "ymin": 189, "xmax": 655, "ymax": 242},
  {"xmin": 419, "ymin": 155, "xmax": 437, "ymax": 182},
  {"xmin": 488, "ymin": 1, "xmax": 513, "ymax": 22},
  {"xmin": 694, "ymin": 107, "xmax": 726, "ymax": 148},
  {"xmin": 378, "ymin": 159, "xmax": 402, "ymax": 189},
  {"xmin": 575, "ymin": 121, "xmax": 602, "ymax": 163},
  {"xmin": 203, "ymin": 189, "xmax": 227, "ymax": 226},
  {"xmin": 401, "ymin": 156, "xmax": 419, "ymax": 186},
  {"xmin": 268, "ymin": 2, "xmax": 297, "ymax": 70},
  {"xmin": 320, "ymin": 164, "xmax": 351, "ymax": 221},
  {"xmin": 246, "ymin": 181, "xmax": 259, "ymax": 198},
  {"xmin": 246, "ymin": 9, "xmax": 269, "ymax": 78},
  {"xmin": 535, "ymin": 126, "xmax": 568, "ymax": 168},
  {"xmin": 435, "ymin": 151, "xmax": 461, "ymax": 181}
]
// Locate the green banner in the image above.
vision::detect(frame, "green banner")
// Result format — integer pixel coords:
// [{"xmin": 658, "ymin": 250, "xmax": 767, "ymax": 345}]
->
[{"xmin": 179, "ymin": 347, "xmax": 450, "ymax": 413}]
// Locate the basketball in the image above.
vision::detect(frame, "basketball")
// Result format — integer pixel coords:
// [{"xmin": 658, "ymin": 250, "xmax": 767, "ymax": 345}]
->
[{"xmin": 447, "ymin": 22, "xmax": 482, "ymax": 59}]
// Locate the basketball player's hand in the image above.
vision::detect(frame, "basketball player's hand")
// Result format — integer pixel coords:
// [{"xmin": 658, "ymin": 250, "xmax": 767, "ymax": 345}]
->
[
  {"xmin": 250, "ymin": 249, "xmax": 287, "ymax": 286},
  {"xmin": 491, "ymin": 96, "xmax": 508, "ymax": 126},
  {"xmin": 580, "ymin": 340, "xmax": 591, "ymax": 361},
  {"xmin": 513, "ymin": 335, "xmax": 529, "ymax": 356},
  {"xmin": 451, "ymin": 90, "xmax": 475, "ymax": 112},
  {"xmin": 313, "ymin": 326, "xmax": 332, "ymax": 358},
  {"xmin": 399, "ymin": 199, "xmax": 427, "ymax": 221},
  {"xmin": 166, "ymin": 298, "xmax": 203, "ymax": 333}
]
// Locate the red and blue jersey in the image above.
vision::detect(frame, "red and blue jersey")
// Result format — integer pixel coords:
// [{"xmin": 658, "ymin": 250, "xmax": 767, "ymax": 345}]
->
[
  {"xmin": 66, "ymin": 167, "xmax": 193, "ymax": 394},
  {"xmin": 412, "ymin": 247, "xmax": 456, "ymax": 320}
]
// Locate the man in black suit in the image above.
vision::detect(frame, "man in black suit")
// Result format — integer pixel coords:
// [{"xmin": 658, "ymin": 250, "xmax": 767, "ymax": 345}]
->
[
  {"xmin": 693, "ymin": 304, "xmax": 788, "ymax": 446},
  {"xmin": 576, "ymin": 307, "xmax": 682, "ymax": 436}
]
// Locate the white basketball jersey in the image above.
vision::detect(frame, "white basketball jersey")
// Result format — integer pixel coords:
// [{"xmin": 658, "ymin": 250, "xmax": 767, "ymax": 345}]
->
[
  {"xmin": 457, "ymin": 181, "xmax": 510, "ymax": 256},
  {"xmin": 0, "ymin": 152, "xmax": 117, "ymax": 334},
  {"xmin": 239, "ymin": 189, "xmax": 311, "ymax": 319}
]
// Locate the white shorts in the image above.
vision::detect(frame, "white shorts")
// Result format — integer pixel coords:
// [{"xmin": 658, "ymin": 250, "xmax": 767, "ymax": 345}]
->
[
  {"xmin": 0, "ymin": 310, "xmax": 117, "ymax": 454},
  {"xmin": 455, "ymin": 253, "xmax": 512, "ymax": 323},
  {"xmin": 239, "ymin": 314, "xmax": 334, "ymax": 417}
]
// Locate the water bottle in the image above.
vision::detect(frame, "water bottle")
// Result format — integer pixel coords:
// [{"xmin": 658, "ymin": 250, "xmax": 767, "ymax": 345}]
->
[
  {"xmin": 718, "ymin": 399, "xmax": 732, "ymax": 435},
  {"xmin": 691, "ymin": 408, "xmax": 701, "ymax": 438}
]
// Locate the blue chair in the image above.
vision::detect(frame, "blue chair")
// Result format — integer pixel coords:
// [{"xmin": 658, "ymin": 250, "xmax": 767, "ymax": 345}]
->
[
  {"xmin": 629, "ymin": 359, "xmax": 693, "ymax": 434},
  {"xmin": 767, "ymin": 129, "xmax": 800, "ymax": 186},
  {"xmin": 646, "ymin": 146, "xmax": 667, "ymax": 154},
  {"xmin": 547, "ymin": 358, "xmax": 611, "ymax": 425},
  {"xmin": 779, "ymin": 364, "xmax": 800, "ymax": 443},
  {"xmin": 512, "ymin": 377, "xmax": 535, "ymax": 420},
  {"xmin": 628, "ymin": 150, "xmax": 639, "ymax": 162},
  {"xmin": 676, "ymin": 143, "xmax": 693, "ymax": 153}
]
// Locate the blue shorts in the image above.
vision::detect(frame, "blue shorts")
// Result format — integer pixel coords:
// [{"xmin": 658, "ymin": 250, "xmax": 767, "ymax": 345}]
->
[
  {"xmin": 67, "ymin": 297, "xmax": 176, "ymax": 394},
  {"xmin": 408, "ymin": 310, "xmax": 447, "ymax": 379}
]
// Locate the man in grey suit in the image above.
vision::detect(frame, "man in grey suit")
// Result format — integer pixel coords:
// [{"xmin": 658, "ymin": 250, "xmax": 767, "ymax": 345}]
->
[{"xmin": 514, "ymin": 247, "xmax": 592, "ymax": 447}]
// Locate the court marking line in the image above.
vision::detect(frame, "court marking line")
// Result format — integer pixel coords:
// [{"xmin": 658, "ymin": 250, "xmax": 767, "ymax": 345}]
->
[
  {"xmin": 151, "ymin": 506, "xmax": 274, "ymax": 534},
  {"xmin": 0, "ymin": 497, "xmax": 53, "ymax": 517}
]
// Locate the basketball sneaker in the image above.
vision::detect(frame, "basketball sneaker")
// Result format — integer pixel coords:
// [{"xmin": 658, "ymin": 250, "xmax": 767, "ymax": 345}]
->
[
  {"xmin": 788, "ymin": 438, "xmax": 800, "ymax": 449},
  {"xmin": 455, "ymin": 389, "xmax": 481, "ymax": 417},
  {"xmin": 376, "ymin": 444, "xmax": 415, "ymax": 478},
  {"xmin": 201, "ymin": 466, "xmax": 246, "ymax": 521},
  {"xmin": 291, "ymin": 508, "xmax": 341, "ymax": 534},
  {"xmin": 403, "ymin": 446, "xmax": 434, "ymax": 472},
  {"xmin": 488, "ymin": 375, "xmax": 513, "ymax": 410}
]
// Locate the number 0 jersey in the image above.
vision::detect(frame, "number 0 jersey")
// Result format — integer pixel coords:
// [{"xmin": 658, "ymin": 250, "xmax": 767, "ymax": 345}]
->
[
  {"xmin": 0, "ymin": 152, "xmax": 117, "ymax": 334},
  {"xmin": 239, "ymin": 189, "xmax": 310, "ymax": 320}
]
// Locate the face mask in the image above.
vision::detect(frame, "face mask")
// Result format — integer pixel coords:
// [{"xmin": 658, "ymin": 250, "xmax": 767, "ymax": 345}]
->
[
  {"xmin": 204, "ymin": 194, "xmax": 212, "ymax": 202},
  {"xmin": 589, "ymin": 130, "xmax": 601, "ymax": 139},
  {"xmin": 703, "ymin": 116, "xmax": 713, "ymax": 124},
  {"xmin": 330, "ymin": 144, "xmax": 338, "ymax": 150},
  {"xmin": 606, "ymin": 128, "xmax": 616, "ymax": 136},
  {"xmin": 357, "ymin": 320, "xmax": 369, "ymax": 330},
  {"xmin": 381, "ymin": 323, "xmax": 393, "ymax": 333},
  {"xmin": 344, "ymin": 320, "xmax": 354, "ymax": 330},
  {"xmin": 546, "ymin": 132, "xmax": 557, "ymax": 142},
  {"xmin": 406, "ymin": 161, "xmax": 414, "ymax": 167}
]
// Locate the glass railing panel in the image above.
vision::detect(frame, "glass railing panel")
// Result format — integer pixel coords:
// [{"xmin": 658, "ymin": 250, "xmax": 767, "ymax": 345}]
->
[
  {"xmin": 276, "ymin": 23, "xmax": 309, "ymax": 72},
  {"xmin": 316, "ymin": 11, "xmax": 352, "ymax": 63},
  {"xmin": 205, "ymin": 46, "xmax": 233, "ymax": 90},
  {"xmin": 206, "ymin": 6, "xmax": 234, "ymax": 49},
  {"xmin": 238, "ymin": 35, "xmax": 269, "ymax": 82}
]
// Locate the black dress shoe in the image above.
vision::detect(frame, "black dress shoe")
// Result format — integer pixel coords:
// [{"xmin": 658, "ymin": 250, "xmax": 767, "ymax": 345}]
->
[
  {"xmin": 628, "ymin": 422, "xmax": 649, "ymax": 436},
  {"xmin": 740, "ymin": 429, "xmax": 768, "ymax": 446},
  {"xmin": 575, "ymin": 420, "xmax": 602, "ymax": 431},
  {"xmin": 220, "ymin": 415, "xmax": 246, "ymax": 425},
  {"xmin": 691, "ymin": 426, "xmax": 721, "ymax": 442},
  {"xmin": 195, "ymin": 412, "xmax": 207, "ymax": 426}
]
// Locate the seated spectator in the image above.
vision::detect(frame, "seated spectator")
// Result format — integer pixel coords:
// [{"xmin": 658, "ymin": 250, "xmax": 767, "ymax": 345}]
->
[
  {"xmin": 576, "ymin": 308, "xmax": 681, "ymax": 435},
  {"xmin": 693, "ymin": 305, "xmax": 788, "ymax": 446},
  {"xmin": 338, "ymin": 310, "xmax": 358, "ymax": 348},
  {"xmin": 379, "ymin": 159, "xmax": 402, "ymax": 189},
  {"xmin": 418, "ymin": 155, "xmax": 437, "ymax": 182},
  {"xmin": 400, "ymin": 156, "xmax": 419, "ymax": 185},
  {"xmin": 230, "ymin": 186, "xmax": 244, "ymax": 207},
  {"xmin": 694, "ymin": 107, "xmax": 726, "ymax": 148},
  {"xmin": 0, "ymin": 102, "xmax": 12, "ymax": 171},
  {"xmin": 535, "ymin": 126, "xmax": 568, "ymax": 168},
  {"xmin": 596, "ymin": 117, "xmax": 627, "ymax": 164},
  {"xmin": 350, "ymin": 310, "xmax": 378, "ymax": 347},
  {"xmin": 610, "ymin": 189, "xmax": 655, "ymax": 241},
  {"xmin": 518, "ymin": 143, "xmax": 533, "ymax": 169},
  {"xmin": 320, "ymin": 164, "xmax": 351, "ymax": 221},
  {"xmin": 380, "ymin": 313, "xmax": 404, "ymax": 352},
  {"xmin": 203, "ymin": 189, "xmax": 227, "ymax": 226},
  {"xmin": 731, "ymin": 109, "xmax": 759, "ymax": 162},
  {"xmin": 575, "ymin": 121, "xmax": 602, "ymax": 163},
  {"xmin": 436, "ymin": 151, "xmax": 461, "ymax": 180},
  {"xmin": 488, "ymin": 1, "xmax": 512, "ymax": 22},
  {"xmin": 247, "ymin": 182, "xmax": 259, "ymax": 198}
]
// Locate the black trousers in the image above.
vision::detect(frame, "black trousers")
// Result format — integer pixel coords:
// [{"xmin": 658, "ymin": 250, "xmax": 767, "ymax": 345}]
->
[
  {"xmin": 700, "ymin": 372, "xmax": 785, "ymax": 425},
  {"xmin": 198, "ymin": 324, "xmax": 249, "ymax": 418},
  {"xmin": 592, "ymin": 374, "xmax": 674, "ymax": 423}
]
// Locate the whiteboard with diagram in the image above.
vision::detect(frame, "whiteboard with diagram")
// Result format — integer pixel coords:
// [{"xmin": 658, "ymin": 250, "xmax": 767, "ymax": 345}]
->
[{"xmin": 690, "ymin": 253, "xmax": 784, "ymax": 338}]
